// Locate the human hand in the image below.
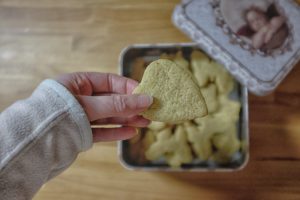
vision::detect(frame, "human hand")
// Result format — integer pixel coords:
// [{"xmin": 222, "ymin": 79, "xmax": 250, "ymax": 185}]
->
[{"xmin": 56, "ymin": 72, "xmax": 153, "ymax": 142}]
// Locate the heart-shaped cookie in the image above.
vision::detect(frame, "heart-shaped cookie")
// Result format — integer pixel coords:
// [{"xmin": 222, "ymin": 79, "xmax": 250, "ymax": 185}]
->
[{"xmin": 133, "ymin": 59, "xmax": 208, "ymax": 122}]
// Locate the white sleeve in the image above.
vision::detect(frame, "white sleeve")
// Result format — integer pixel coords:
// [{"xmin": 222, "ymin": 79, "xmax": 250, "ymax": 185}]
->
[{"xmin": 0, "ymin": 79, "xmax": 93, "ymax": 200}]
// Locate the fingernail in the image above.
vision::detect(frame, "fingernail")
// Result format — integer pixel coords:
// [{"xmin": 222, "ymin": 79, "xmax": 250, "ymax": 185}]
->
[
  {"xmin": 141, "ymin": 118, "xmax": 151, "ymax": 126},
  {"xmin": 137, "ymin": 95, "xmax": 153, "ymax": 108},
  {"xmin": 137, "ymin": 117, "xmax": 151, "ymax": 127}
]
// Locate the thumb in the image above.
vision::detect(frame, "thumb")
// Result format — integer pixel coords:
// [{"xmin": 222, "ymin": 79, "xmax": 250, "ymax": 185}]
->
[{"xmin": 77, "ymin": 94, "xmax": 153, "ymax": 121}]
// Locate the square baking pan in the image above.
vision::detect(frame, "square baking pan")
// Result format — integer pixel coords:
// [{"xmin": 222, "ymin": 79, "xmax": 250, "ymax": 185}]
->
[{"xmin": 118, "ymin": 43, "xmax": 249, "ymax": 171}]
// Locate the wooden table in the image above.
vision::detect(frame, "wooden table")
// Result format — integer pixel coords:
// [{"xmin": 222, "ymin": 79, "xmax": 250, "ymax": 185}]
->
[{"xmin": 0, "ymin": 1, "xmax": 299, "ymax": 199}]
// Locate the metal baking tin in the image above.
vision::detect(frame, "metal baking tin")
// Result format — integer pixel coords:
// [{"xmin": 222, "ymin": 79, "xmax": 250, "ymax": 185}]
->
[
  {"xmin": 118, "ymin": 43, "xmax": 249, "ymax": 172},
  {"xmin": 172, "ymin": 0, "xmax": 300, "ymax": 95}
]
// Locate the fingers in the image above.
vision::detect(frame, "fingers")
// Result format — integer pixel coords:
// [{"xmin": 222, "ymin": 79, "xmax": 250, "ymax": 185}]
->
[
  {"xmin": 91, "ymin": 115, "xmax": 151, "ymax": 127},
  {"xmin": 91, "ymin": 114, "xmax": 150, "ymax": 143},
  {"xmin": 77, "ymin": 94, "xmax": 153, "ymax": 121},
  {"xmin": 57, "ymin": 72, "xmax": 139, "ymax": 96},
  {"xmin": 92, "ymin": 126, "xmax": 137, "ymax": 142},
  {"xmin": 56, "ymin": 72, "xmax": 138, "ymax": 95},
  {"xmin": 87, "ymin": 73, "xmax": 139, "ymax": 94}
]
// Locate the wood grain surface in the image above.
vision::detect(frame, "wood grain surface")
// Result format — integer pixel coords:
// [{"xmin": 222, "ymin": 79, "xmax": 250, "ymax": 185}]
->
[{"xmin": 0, "ymin": 1, "xmax": 299, "ymax": 200}]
